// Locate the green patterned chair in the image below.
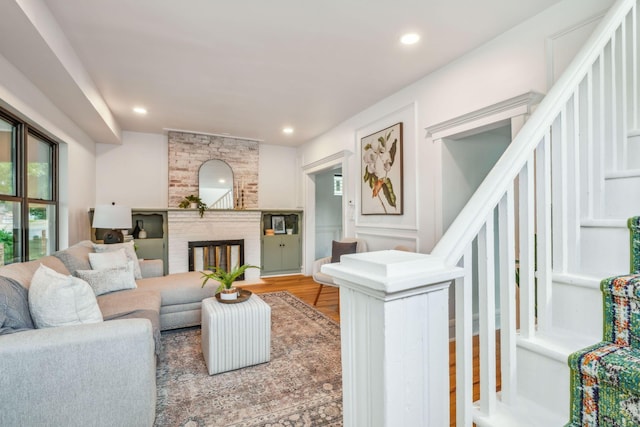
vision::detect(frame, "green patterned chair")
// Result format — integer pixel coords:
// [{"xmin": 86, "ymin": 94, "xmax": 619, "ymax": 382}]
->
[{"xmin": 566, "ymin": 217, "xmax": 640, "ymax": 426}]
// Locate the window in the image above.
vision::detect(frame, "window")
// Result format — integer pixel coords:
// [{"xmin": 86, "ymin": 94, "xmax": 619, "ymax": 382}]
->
[
  {"xmin": 333, "ymin": 174, "xmax": 343, "ymax": 196},
  {"xmin": 0, "ymin": 111, "xmax": 58, "ymax": 264}
]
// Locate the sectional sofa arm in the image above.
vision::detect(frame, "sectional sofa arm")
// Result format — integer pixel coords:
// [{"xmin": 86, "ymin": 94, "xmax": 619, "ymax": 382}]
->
[{"xmin": 0, "ymin": 319, "xmax": 157, "ymax": 427}]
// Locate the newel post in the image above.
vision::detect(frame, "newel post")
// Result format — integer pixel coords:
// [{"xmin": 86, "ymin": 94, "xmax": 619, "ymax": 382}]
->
[{"xmin": 323, "ymin": 250, "xmax": 463, "ymax": 427}]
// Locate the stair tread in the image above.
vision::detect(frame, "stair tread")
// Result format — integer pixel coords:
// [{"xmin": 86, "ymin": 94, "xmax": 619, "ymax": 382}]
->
[
  {"xmin": 581, "ymin": 218, "xmax": 627, "ymax": 228},
  {"xmin": 605, "ymin": 168, "xmax": 640, "ymax": 179},
  {"xmin": 517, "ymin": 328, "xmax": 597, "ymax": 361},
  {"xmin": 553, "ymin": 272, "xmax": 601, "ymax": 289},
  {"xmin": 473, "ymin": 396, "xmax": 566, "ymax": 427}
]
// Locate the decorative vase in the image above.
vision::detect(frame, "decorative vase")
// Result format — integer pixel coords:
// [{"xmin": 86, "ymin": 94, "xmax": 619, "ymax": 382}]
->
[
  {"xmin": 138, "ymin": 229, "xmax": 147, "ymax": 239},
  {"xmin": 190, "ymin": 202, "xmax": 198, "ymax": 209},
  {"xmin": 132, "ymin": 220, "xmax": 142, "ymax": 238},
  {"xmin": 220, "ymin": 287, "xmax": 238, "ymax": 300}
]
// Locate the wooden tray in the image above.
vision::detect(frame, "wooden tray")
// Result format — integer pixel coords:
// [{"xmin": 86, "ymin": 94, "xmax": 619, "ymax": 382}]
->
[{"xmin": 215, "ymin": 288, "xmax": 252, "ymax": 304}]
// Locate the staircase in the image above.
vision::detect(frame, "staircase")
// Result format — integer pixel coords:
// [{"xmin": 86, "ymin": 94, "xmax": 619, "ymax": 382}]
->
[{"xmin": 429, "ymin": 0, "xmax": 640, "ymax": 425}]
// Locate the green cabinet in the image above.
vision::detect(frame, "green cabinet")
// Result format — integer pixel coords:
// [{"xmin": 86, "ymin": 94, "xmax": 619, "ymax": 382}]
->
[
  {"xmin": 260, "ymin": 211, "xmax": 302, "ymax": 276},
  {"xmin": 89, "ymin": 208, "xmax": 168, "ymax": 275}
]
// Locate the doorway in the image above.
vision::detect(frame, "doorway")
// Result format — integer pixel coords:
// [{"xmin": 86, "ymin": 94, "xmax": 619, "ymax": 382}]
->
[
  {"xmin": 441, "ymin": 124, "xmax": 512, "ymax": 233},
  {"xmin": 314, "ymin": 168, "xmax": 343, "ymax": 259}
]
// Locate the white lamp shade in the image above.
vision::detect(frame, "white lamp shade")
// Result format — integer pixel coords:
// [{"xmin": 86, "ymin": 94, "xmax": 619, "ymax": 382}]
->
[{"xmin": 92, "ymin": 205, "xmax": 132, "ymax": 229}]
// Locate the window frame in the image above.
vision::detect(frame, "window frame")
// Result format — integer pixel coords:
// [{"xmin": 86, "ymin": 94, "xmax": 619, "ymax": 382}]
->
[{"xmin": 0, "ymin": 108, "xmax": 59, "ymax": 263}]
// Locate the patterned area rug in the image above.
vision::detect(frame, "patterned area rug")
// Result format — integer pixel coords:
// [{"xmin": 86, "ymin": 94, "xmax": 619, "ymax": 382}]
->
[{"xmin": 154, "ymin": 291, "xmax": 343, "ymax": 426}]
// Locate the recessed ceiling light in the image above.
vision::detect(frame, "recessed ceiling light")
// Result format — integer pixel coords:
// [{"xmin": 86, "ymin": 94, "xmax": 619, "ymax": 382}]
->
[
  {"xmin": 400, "ymin": 33, "xmax": 420, "ymax": 45},
  {"xmin": 283, "ymin": 127, "xmax": 294, "ymax": 134},
  {"xmin": 133, "ymin": 107, "xmax": 147, "ymax": 115}
]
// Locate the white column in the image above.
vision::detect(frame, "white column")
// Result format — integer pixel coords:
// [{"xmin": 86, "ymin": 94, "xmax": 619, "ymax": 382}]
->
[{"xmin": 323, "ymin": 250, "xmax": 463, "ymax": 427}]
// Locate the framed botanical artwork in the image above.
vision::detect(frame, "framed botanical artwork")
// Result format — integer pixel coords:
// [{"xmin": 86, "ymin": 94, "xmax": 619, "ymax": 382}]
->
[
  {"xmin": 361, "ymin": 122, "xmax": 403, "ymax": 215},
  {"xmin": 271, "ymin": 215, "xmax": 286, "ymax": 234}
]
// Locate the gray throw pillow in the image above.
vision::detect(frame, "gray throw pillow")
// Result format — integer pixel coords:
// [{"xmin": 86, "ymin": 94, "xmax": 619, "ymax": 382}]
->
[
  {"xmin": 93, "ymin": 241, "xmax": 142, "ymax": 280},
  {"xmin": 76, "ymin": 261, "xmax": 137, "ymax": 296},
  {"xmin": 331, "ymin": 240, "xmax": 358, "ymax": 263},
  {"xmin": 0, "ymin": 276, "xmax": 35, "ymax": 335},
  {"xmin": 52, "ymin": 240, "xmax": 94, "ymax": 276}
]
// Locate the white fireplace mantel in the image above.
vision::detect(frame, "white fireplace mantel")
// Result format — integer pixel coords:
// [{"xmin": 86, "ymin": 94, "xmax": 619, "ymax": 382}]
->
[{"xmin": 167, "ymin": 209, "xmax": 262, "ymax": 280}]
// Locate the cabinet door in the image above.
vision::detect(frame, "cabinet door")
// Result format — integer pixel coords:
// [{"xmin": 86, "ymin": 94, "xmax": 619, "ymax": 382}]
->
[
  {"xmin": 262, "ymin": 236, "xmax": 283, "ymax": 273},
  {"xmin": 280, "ymin": 235, "xmax": 301, "ymax": 271},
  {"xmin": 135, "ymin": 238, "xmax": 164, "ymax": 260}
]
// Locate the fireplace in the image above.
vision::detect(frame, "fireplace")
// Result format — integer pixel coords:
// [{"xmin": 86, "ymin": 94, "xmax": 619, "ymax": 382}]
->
[{"xmin": 188, "ymin": 239, "xmax": 245, "ymax": 278}]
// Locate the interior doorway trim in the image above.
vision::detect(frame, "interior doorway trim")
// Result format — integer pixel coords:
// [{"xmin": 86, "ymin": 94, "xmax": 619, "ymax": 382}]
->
[
  {"xmin": 426, "ymin": 91, "xmax": 543, "ymax": 141},
  {"xmin": 302, "ymin": 150, "xmax": 351, "ymax": 275},
  {"xmin": 425, "ymin": 91, "xmax": 543, "ymax": 240}
]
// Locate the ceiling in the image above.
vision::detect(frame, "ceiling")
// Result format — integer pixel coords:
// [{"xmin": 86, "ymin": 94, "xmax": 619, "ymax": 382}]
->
[{"xmin": 0, "ymin": 0, "xmax": 564, "ymax": 146}]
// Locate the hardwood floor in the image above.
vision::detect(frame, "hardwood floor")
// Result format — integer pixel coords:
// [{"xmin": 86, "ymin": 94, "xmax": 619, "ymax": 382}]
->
[
  {"xmin": 244, "ymin": 274, "xmax": 491, "ymax": 426},
  {"xmin": 244, "ymin": 274, "xmax": 340, "ymax": 322}
]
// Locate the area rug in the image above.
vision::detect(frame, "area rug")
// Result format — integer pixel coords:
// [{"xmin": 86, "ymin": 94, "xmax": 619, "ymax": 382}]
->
[{"xmin": 154, "ymin": 291, "xmax": 343, "ymax": 426}]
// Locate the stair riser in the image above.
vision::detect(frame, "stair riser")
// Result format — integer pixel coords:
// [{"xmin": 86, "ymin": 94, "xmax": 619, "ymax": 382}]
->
[
  {"xmin": 627, "ymin": 132, "xmax": 640, "ymax": 168},
  {"xmin": 551, "ymin": 281, "xmax": 602, "ymax": 341},
  {"xmin": 516, "ymin": 345, "xmax": 570, "ymax": 416},
  {"xmin": 579, "ymin": 226, "xmax": 629, "ymax": 278},
  {"xmin": 604, "ymin": 175, "xmax": 640, "ymax": 218}
]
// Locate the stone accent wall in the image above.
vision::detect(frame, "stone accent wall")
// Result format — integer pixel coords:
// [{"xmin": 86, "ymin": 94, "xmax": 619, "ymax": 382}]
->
[{"xmin": 168, "ymin": 131, "xmax": 259, "ymax": 208}]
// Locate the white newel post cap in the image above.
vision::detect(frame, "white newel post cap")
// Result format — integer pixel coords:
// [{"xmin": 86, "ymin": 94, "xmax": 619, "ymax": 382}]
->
[{"xmin": 322, "ymin": 249, "xmax": 463, "ymax": 298}]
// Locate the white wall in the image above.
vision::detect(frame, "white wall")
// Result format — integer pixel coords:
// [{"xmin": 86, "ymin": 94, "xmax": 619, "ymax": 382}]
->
[
  {"xmin": 96, "ymin": 131, "xmax": 168, "ymax": 208},
  {"xmin": 297, "ymin": 0, "xmax": 614, "ymax": 260},
  {"xmin": 0, "ymin": 52, "xmax": 97, "ymax": 247},
  {"xmin": 258, "ymin": 144, "xmax": 298, "ymax": 209},
  {"xmin": 95, "ymin": 133, "xmax": 299, "ymax": 210}
]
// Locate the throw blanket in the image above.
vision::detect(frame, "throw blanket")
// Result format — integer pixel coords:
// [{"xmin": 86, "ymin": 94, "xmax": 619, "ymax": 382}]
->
[{"xmin": 104, "ymin": 309, "xmax": 162, "ymax": 356}]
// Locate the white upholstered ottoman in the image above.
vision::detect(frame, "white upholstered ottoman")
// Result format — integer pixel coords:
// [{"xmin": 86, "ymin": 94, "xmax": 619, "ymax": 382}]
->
[{"xmin": 201, "ymin": 295, "xmax": 271, "ymax": 375}]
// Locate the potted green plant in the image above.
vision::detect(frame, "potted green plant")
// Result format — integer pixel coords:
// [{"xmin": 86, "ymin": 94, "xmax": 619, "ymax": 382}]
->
[
  {"xmin": 178, "ymin": 194, "xmax": 207, "ymax": 218},
  {"xmin": 201, "ymin": 264, "xmax": 260, "ymax": 301}
]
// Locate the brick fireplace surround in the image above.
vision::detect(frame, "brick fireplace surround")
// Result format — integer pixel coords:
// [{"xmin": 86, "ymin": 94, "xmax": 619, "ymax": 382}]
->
[{"xmin": 167, "ymin": 209, "xmax": 262, "ymax": 281}]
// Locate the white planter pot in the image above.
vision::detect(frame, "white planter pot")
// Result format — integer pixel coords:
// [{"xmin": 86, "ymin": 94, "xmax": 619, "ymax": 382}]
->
[{"xmin": 220, "ymin": 288, "xmax": 238, "ymax": 300}]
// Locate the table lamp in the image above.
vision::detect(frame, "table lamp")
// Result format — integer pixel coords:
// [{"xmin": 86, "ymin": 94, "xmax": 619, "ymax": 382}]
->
[{"xmin": 92, "ymin": 203, "xmax": 132, "ymax": 244}]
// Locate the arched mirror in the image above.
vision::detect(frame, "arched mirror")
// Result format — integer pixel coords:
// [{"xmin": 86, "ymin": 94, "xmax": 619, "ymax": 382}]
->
[{"xmin": 199, "ymin": 160, "xmax": 234, "ymax": 209}]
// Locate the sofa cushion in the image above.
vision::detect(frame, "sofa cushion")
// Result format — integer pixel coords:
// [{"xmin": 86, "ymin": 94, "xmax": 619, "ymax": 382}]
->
[
  {"xmin": 94, "ymin": 241, "xmax": 142, "ymax": 280},
  {"xmin": 77, "ymin": 262, "xmax": 137, "ymax": 296},
  {"xmin": 97, "ymin": 288, "xmax": 162, "ymax": 354},
  {"xmin": 0, "ymin": 256, "xmax": 69, "ymax": 289},
  {"xmin": 0, "ymin": 276, "xmax": 34, "ymax": 335},
  {"xmin": 88, "ymin": 249, "xmax": 128, "ymax": 270},
  {"xmin": 136, "ymin": 271, "xmax": 215, "ymax": 306},
  {"xmin": 28, "ymin": 264, "xmax": 103, "ymax": 328},
  {"xmin": 331, "ymin": 240, "xmax": 358, "ymax": 263},
  {"xmin": 52, "ymin": 240, "xmax": 94, "ymax": 276}
]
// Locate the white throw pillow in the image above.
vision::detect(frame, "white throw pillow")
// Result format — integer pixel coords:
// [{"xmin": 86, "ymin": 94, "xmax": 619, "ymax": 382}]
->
[
  {"xmin": 88, "ymin": 248, "xmax": 128, "ymax": 270},
  {"xmin": 93, "ymin": 241, "xmax": 142, "ymax": 279},
  {"xmin": 77, "ymin": 261, "xmax": 137, "ymax": 296},
  {"xmin": 28, "ymin": 264, "xmax": 103, "ymax": 328}
]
